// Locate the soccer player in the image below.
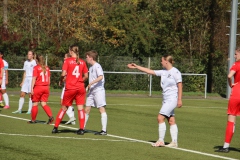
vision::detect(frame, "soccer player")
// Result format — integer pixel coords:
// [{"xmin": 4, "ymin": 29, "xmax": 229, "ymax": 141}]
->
[
  {"xmin": 84, "ymin": 50, "xmax": 108, "ymax": 135},
  {"xmin": 12, "ymin": 51, "xmax": 36, "ymax": 114},
  {"xmin": 52, "ymin": 45, "xmax": 88, "ymax": 135},
  {"xmin": 28, "ymin": 54, "xmax": 54, "ymax": 124},
  {"xmin": 0, "ymin": 51, "xmax": 10, "ymax": 109},
  {"xmin": 60, "ymin": 53, "xmax": 76, "ymax": 125},
  {"xmin": 215, "ymin": 48, "xmax": 240, "ymax": 153},
  {"xmin": 128, "ymin": 55, "xmax": 182, "ymax": 147},
  {"xmin": 0, "ymin": 51, "xmax": 4, "ymax": 102}
]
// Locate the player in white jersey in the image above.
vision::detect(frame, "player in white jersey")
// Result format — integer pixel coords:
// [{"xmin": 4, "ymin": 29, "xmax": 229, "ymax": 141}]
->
[
  {"xmin": 60, "ymin": 53, "xmax": 76, "ymax": 125},
  {"xmin": 0, "ymin": 51, "xmax": 10, "ymax": 109},
  {"xmin": 85, "ymin": 50, "xmax": 107, "ymax": 135},
  {"xmin": 12, "ymin": 51, "xmax": 37, "ymax": 114},
  {"xmin": 128, "ymin": 55, "xmax": 182, "ymax": 147}
]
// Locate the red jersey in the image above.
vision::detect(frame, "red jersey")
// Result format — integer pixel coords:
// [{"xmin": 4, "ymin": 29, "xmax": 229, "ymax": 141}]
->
[
  {"xmin": 230, "ymin": 61, "xmax": 240, "ymax": 83},
  {"xmin": 62, "ymin": 57, "xmax": 88, "ymax": 90},
  {"xmin": 0, "ymin": 58, "xmax": 4, "ymax": 78},
  {"xmin": 33, "ymin": 65, "xmax": 50, "ymax": 86}
]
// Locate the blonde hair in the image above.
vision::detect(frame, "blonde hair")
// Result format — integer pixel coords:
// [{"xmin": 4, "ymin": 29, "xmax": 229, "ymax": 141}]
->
[
  {"xmin": 69, "ymin": 45, "xmax": 80, "ymax": 64},
  {"xmin": 163, "ymin": 55, "xmax": 174, "ymax": 64},
  {"xmin": 85, "ymin": 50, "xmax": 98, "ymax": 61},
  {"xmin": 36, "ymin": 54, "xmax": 47, "ymax": 74}
]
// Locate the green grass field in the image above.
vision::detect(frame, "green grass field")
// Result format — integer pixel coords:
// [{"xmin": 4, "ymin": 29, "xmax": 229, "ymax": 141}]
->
[{"xmin": 0, "ymin": 92, "xmax": 239, "ymax": 160}]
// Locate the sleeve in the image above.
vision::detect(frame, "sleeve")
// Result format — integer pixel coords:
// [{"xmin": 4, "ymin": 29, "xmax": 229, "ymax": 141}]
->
[
  {"xmin": 230, "ymin": 63, "xmax": 238, "ymax": 72},
  {"xmin": 96, "ymin": 64, "xmax": 103, "ymax": 76},
  {"xmin": 173, "ymin": 69, "xmax": 182, "ymax": 83},
  {"xmin": 82, "ymin": 61, "xmax": 88, "ymax": 74},
  {"xmin": 33, "ymin": 66, "xmax": 38, "ymax": 77},
  {"xmin": 23, "ymin": 61, "xmax": 26, "ymax": 70},
  {"xmin": 154, "ymin": 70, "xmax": 163, "ymax": 77},
  {"xmin": 62, "ymin": 60, "xmax": 68, "ymax": 71}
]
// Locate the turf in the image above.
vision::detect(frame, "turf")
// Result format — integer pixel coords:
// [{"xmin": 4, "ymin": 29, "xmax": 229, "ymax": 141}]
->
[{"xmin": 0, "ymin": 93, "xmax": 239, "ymax": 160}]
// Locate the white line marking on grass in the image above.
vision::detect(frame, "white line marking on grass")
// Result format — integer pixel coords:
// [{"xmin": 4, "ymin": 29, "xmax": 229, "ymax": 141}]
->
[
  {"xmin": 0, "ymin": 132, "xmax": 132, "ymax": 142},
  {"xmin": 0, "ymin": 114, "xmax": 238, "ymax": 160}
]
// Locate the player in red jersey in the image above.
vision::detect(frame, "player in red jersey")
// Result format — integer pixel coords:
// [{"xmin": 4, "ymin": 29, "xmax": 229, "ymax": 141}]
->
[
  {"xmin": 215, "ymin": 48, "xmax": 240, "ymax": 153},
  {"xmin": 52, "ymin": 45, "xmax": 88, "ymax": 135},
  {"xmin": 0, "ymin": 51, "xmax": 4, "ymax": 86},
  {"xmin": 28, "ymin": 55, "xmax": 54, "ymax": 124}
]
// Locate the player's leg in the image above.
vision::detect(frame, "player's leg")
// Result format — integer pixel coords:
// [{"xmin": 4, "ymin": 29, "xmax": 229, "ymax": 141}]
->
[
  {"xmin": 41, "ymin": 87, "xmax": 54, "ymax": 124},
  {"xmin": 2, "ymin": 89, "xmax": 9, "ymax": 109},
  {"xmin": 94, "ymin": 106, "xmax": 107, "ymax": 135},
  {"xmin": 84, "ymin": 92, "xmax": 94, "ymax": 129},
  {"xmin": 28, "ymin": 101, "xmax": 38, "ymax": 123},
  {"xmin": 0, "ymin": 89, "xmax": 4, "ymax": 107},
  {"xmin": 75, "ymin": 89, "xmax": 86, "ymax": 135},
  {"xmin": 27, "ymin": 78, "xmax": 33, "ymax": 114},
  {"xmin": 215, "ymin": 97, "xmax": 239, "ymax": 153},
  {"xmin": 151, "ymin": 114, "xmax": 166, "ymax": 147},
  {"xmin": 52, "ymin": 89, "xmax": 75, "ymax": 134},
  {"xmin": 166, "ymin": 116, "xmax": 178, "ymax": 147},
  {"xmin": 65, "ymin": 106, "xmax": 76, "ymax": 125},
  {"xmin": 12, "ymin": 91, "xmax": 26, "ymax": 113}
]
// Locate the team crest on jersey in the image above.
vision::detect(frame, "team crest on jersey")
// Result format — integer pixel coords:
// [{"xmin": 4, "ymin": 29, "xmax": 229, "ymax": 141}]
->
[{"xmin": 167, "ymin": 74, "xmax": 171, "ymax": 78}]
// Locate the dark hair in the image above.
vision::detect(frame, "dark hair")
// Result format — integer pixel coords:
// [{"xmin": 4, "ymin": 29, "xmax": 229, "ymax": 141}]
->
[
  {"xmin": 163, "ymin": 55, "xmax": 174, "ymax": 64},
  {"xmin": 36, "ymin": 54, "xmax": 47, "ymax": 74},
  {"xmin": 0, "ymin": 51, "xmax": 4, "ymax": 55},
  {"xmin": 85, "ymin": 50, "xmax": 98, "ymax": 61},
  {"xmin": 69, "ymin": 45, "xmax": 80, "ymax": 64}
]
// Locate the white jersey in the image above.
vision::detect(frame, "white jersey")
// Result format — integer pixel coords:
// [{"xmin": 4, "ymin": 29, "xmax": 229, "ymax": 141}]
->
[
  {"xmin": 154, "ymin": 67, "xmax": 182, "ymax": 97},
  {"xmin": 23, "ymin": 60, "xmax": 36, "ymax": 77},
  {"xmin": 3, "ymin": 59, "xmax": 8, "ymax": 79},
  {"xmin": 89, "ymin": 62, "xmax": 105, "ymax": 91}
]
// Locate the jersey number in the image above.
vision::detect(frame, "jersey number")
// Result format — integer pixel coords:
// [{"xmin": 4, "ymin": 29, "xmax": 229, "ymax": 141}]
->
[
  {"xmin": 40, "ymin": 72, "xmax": 48, "ymax": 82},
  {"xmin": 72, "ymin": 66, "xmax": 80, "ymax": 78}
]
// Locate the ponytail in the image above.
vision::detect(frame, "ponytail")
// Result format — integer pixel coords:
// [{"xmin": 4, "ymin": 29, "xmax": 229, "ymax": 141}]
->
[
  {"xmin": 36, "ymin": 54, "xmax": 46, "ymax": 74},
  {"xmin": 69, "ymin": 45, "xmax": 80, "ymax": 64}
]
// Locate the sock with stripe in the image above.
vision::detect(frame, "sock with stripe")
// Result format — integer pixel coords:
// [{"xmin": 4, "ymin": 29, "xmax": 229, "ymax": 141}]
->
[
  {"xmin": 78, "ymin": 109, "xmax": 85, "ymax": 130},
  {"xmin": 223, "ymin": 121, "xmax": 235, "ymax": 148},
  {"xmin": 54, "ymin": 109, "xmax": 66, "ymax": 128}
]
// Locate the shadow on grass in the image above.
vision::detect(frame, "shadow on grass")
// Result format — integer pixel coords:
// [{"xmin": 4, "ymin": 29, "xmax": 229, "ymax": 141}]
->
[
  {"xmin": 149, "ymin": 140, "xmax": 170, "ymax": 145},
  {"xmin": 214, "ymin": 146, "xmax": 240, "ymax": 152},
  {"xmin": 56, "ymin": 129, "xmax": 98, "ymax": 134}
]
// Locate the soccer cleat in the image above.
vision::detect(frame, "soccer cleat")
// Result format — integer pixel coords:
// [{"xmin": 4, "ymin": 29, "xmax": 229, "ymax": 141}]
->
[
  {"xmin": 94, "ymin": 130, "xmax": 107, "ymax": 135},
  {"xmin": 47, "ymin": 117, "xmax": 54, "ymax": 124},
  {"xmin": 12, "ymin": 110, "xmax": 22, "ymax": 114},
  {"xmin": 76, "ymin": 129, "xmax": 85, "ymax": 135},
  {"xmin": 215, "ymin": 147, "xmax": 229, "ymax": 153},
  {"xmin": 151, "ymin": 140, "xmax": 165, "ymax": 147},
  {"xmin": 26, "ymin": 111, "xmax": 31, "ymax": 114},
  {"xmin": 3, "ymin": 105, "xmax": 10, "ymax": 109},
  {"xmin": 27, "ymin": 120, "xmax": 36, "ymax": 124},
  {"xmin": 52, "ymin": 127, "xmax": 58, "ymax": 134},
  {"xmin": 65, "ymin": 117, "xmax": 76, "ymax": 125},
  {"xmin": 165, "ymin": 142, "xmax": 178, "ymax": 148},
  {"xmin": 71, "ymin": 121, "xmax": 76, "ymax": 125},
  {"xmin": 0, "ymin": 102, "xmax": 4, "ymax": 107}
]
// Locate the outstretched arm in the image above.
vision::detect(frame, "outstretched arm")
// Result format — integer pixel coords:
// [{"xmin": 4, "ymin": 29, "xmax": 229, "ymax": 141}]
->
[{"xmin": 127, "ymin": 63, "xmax": 156, "ymax": 75}]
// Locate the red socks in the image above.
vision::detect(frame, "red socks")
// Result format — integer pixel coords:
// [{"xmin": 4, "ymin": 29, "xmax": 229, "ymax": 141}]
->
[
  {"xmin": 0, "ymin": 92, "xmax": 2, "ymax": 101},
  {"xmin": 225, "ymin": 121, "xmax": 235, "ymax": 143},
  {"xmin": 54, "ymin": 109, "xmax": 66, "ymax": 128},
  {"xmin": 78, "ymin": 109, "xmax": 85, "ymax": 129},
  {"xmin": 31, "ymin": 106, "xmax": 38, "ymax": 121},
  {"xmin": 43, "ymin": 105, "xmax": 52, "ymax": 117}
]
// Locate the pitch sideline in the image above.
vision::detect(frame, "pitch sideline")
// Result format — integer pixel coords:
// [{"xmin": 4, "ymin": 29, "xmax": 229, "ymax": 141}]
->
[{"xmin": 0, "ymin": 114, "xmax": 238, "ymax": 160}]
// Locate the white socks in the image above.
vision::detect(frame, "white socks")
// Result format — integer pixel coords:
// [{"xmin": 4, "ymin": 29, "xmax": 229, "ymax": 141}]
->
[
  {"xmin": 66, "ymin": 106, "xmax": 75, "ymax": 118},
  {"xmin": 84, "ymin": 113, "xmax": 89, "ymax": 129},
  {"xmin": 159, "ymin": 122, "xmax": 166, "ymax": 141},
  {"xmin": 2, "ymin": 93, "xmax": 9, "ymax": 106},
  {"xmin": 101, "ymin": 112, "xmax": 107, "ymax": 132},
  {"xmin": 223, "ymin": 143, "xmax": 230, "ymax": 148},
  {"xmin": 18, "ymin": 97, "xmax": 24, "ymax": 111},
  {"xmin": 28, "ymin": 98, "xmax": 32, "ymax": 112},
  {"xmin": 170, "ymin": 124, "xmax": 178, "ymax": 143}
]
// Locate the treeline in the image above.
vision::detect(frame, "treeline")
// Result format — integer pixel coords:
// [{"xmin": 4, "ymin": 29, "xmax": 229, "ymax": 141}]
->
[{"xmin": 0, "ymin": 0, "xmax": 236, "ymax": 95}]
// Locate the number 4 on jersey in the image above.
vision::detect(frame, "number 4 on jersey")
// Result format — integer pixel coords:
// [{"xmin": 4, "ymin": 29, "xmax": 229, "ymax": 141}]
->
[{"xmin": 72, "ymin": 66, "xmax": 80, "ymax": 78}]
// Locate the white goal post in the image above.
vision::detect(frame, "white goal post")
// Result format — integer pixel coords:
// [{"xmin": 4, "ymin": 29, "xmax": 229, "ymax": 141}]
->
[{"xmin": 8, "ymin": 69, "xmax": 207, "ymax": 98}]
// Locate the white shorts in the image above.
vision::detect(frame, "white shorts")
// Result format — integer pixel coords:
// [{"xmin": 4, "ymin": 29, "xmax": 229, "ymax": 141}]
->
[
  {"xmin": 1, "ymin": 78, "xmax": 6, "ymax": 90},
  {"xmin": 61, "ymin": 87, "xmax": 65, "ymax": 99},
  {"xmin": 86, "ymin": 88, "xmax": 106, "ymax": 108},
  {"xmin": 159, "ymin": 94, "xmax": 178, "ymax": 117},
  {"xmin": 21, "ymin": 77, "xmax": 32, "ymax": 93}
]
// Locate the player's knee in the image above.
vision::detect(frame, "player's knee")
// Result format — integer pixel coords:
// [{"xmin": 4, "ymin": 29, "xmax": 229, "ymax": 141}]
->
[
  {"xmin": 99, "ymin": 106, "xmax": 106, "ymax": 113},
  {"xmin": 157, "ymin": 114, "xmax": 165, "ymax": 123}
]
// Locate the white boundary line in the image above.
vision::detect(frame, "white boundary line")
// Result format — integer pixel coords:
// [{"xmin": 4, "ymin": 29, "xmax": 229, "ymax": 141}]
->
[
  {"xmin": 0, "ymin": 114, "xmax": 238, "ymax": 160},
  {"xmin": 0, "ymin": 132, "xmax": 133, "ymax": 142}
]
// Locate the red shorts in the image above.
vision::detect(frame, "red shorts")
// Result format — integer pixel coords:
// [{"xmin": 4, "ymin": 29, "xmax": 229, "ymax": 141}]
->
[
  {"xmin": 227, "ymin": 96, "xmax": 240, "ymax": 116},
  {"xmin": 62, "ymin": 88, "xmax": 86, "ymax": 106},
  {"xmin": 31, "ymin": 86, "xmax": 49, "ymax": 102}
]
